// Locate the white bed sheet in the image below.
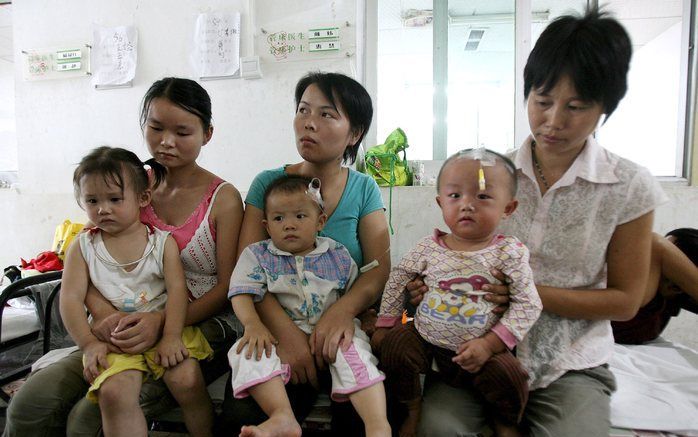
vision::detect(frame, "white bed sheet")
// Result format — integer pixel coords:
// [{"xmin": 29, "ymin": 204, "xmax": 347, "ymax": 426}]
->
[
  {"xmin": 0, "ymin": 306, "xmax": 40, "ymax": 343},
  {"xmin": 610, "ymin": 338, "xmax": 698, "ymax": 436}
]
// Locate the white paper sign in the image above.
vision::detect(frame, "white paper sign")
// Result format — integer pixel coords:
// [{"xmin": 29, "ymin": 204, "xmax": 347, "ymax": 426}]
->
[
  {"xmin": 193, "ymin": 13, "xmax": 241, "ymax": 78},
  {"xmin": 91, "ymin": 26, "xmax": 138, "ymax": 86}
]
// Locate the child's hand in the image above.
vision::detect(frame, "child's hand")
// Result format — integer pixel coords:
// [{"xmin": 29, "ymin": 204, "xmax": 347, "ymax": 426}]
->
[
  {"xmin": 83, "ymin": 339, "xmax": 110, "ymax": 384},
  {"xmin": 237, "ymin": 321, "xmax": 277, "ymax": 361},
  {"xmin": 452, "ymin": 337, "xmax": 494, "ymax": 373},
  {"xmin": 155, "ymin": 334, "xmax": 189, "ymax": 368}
]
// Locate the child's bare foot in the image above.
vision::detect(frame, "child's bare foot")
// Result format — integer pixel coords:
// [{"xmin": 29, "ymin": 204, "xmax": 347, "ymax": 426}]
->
[
  {"xmin": 239, "ymin": 412, "xmax": 301, "ymax": 437},
  {"xmin": 398, "ymin": 398, "xmax": 422, "ymax": 437},
  {"xmin": 492, "ymin": 420, "xmax": 523, "ymax": 437}
]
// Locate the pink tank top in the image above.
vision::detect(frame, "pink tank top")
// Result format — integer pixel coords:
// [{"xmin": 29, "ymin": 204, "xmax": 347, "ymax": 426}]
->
[
  {"xmin": 140, "ymin": 178, "xmax": 223, "ymax": 251},
  {"xmin": 140, "ymin": 177, "xmax": 227, "ymax": 300}
]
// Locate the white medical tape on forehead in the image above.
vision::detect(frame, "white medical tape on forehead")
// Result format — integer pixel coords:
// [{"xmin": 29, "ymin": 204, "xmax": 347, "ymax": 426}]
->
[
  {"xmin": 457, "ymin": 147, "xmax": 496, "ymax": 167},
  {"xmin": 454, "ymin": 147, "xmax": 494, "ymax": 190}
]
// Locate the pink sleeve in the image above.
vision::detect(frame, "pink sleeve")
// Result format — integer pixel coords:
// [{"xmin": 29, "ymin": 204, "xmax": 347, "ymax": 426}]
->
[{"xmin": 491, "ymin": 322, "xmax": 518, "ymax": 350}]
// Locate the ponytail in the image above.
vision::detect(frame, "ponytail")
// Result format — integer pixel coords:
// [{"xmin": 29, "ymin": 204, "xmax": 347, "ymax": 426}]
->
[{"xmin": 144, "ymin": 158, "xmax": 167, "ymax": 190}]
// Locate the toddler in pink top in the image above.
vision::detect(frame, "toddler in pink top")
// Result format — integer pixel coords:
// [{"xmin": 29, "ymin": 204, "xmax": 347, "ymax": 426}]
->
[{"xmin": 372, "ymin": 149, "xmax": 542, "ymax": 437}]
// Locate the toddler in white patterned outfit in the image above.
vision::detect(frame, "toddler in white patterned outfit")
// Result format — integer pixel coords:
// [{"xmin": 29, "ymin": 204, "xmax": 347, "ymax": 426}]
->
[
  {"xmin": 372, "ymin": 149, "xmax": 542, "ymax": 437},
  {"xmin": 227, "ymin": 175, "xmax": 390, "ymax": 437}
]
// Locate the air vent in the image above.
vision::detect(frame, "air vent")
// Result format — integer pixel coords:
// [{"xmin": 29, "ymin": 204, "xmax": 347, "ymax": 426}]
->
[{"xmin": 465, "ymin": 29, "xmax": 485, "ymax": 51}]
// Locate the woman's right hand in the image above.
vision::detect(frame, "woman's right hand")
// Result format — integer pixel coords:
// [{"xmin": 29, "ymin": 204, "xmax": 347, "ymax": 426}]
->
[
  {"xmin": 275, "ymin": 325, "xmax": 319, "ymax": 389},
  {"xmin": 406, "ymin": 276, "xmax": 428, "ymax": 306},
  {"xmin": 483, "ymin": 269, "xmax": 512, "ymax": 315}
]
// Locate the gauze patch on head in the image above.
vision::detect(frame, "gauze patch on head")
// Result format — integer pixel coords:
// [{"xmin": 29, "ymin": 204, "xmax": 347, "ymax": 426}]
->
[
  {"xmin": 305, "ymin": 178, "xmax": 325, "ymax": 212},
  {"xmin": 456, "ymin": 147, "xmax": 495, "ymax": 190}
]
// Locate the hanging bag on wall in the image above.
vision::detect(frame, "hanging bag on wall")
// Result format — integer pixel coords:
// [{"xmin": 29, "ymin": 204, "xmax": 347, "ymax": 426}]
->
[
  {"xmin": 365, "ymin": 128, "xmax": 412, "ymax": 187},
  {"xmin": 364, "ymin": 128, "xmax": 412, "ymax": 234}
]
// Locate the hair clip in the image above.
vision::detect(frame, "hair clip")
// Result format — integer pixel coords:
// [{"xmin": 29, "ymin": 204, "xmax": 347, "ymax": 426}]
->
[{"xmin": 306, "ymin": 178, "xmax": 325, "ymax": 211}]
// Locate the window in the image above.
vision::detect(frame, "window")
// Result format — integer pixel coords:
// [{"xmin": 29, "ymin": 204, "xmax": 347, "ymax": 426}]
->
[
  {"xmin": 370, "ymin": 0, "xmax": 694, "ymax": 178},
  {"xmin": 595, "ymin": 0, "xmax": 689, "ymax": 177}
]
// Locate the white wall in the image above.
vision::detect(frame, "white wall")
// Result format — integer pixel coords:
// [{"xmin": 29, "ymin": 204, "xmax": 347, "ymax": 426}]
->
[
  {"xmin": 1, "ymin": 0, "xmax": 357, "ymax": 261},
  {"xmin": 11, "ymin": 0, "xmax": 359, "ymax": 197}
]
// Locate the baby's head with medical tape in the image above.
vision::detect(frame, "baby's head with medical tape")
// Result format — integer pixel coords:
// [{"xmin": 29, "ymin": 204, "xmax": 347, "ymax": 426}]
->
[
  {"xmin": 262, "ymin": 175, "xmax": 328, "ymax": 256},
  {"xmin": 435, "ymin": 148, "xmax": 519, "ymax": 249}
]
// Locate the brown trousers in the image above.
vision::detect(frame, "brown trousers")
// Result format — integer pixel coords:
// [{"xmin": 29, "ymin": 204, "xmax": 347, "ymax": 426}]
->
[{"xmin": 379, "ymin": 321, "xmax": 529, "ymax": 424}]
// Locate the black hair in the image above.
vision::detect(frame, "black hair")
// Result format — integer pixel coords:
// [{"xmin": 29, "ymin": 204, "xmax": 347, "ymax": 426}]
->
[
  {"xmin": 295, "ymin": 72, "xmax": 373, "ymax": 164},
  {"xmin": 437, "ymin": 148, "xmax": 518, "ymax": 197},
  {"xmin": 140, "ymin": 77, "xmax": 212, "ymax": 131},
  {"xmin": 140, "ymin": 77, "xmax": 212, "ymax": 180},
  {"xmin": 263, "ymin": 175, "xmax": 320, "ymax": 215},
  {"xmin": 73, "ymin": 146, "xmax": 165, "ymax": 204},
  {"xmin": 666, "ymin": 228, "xmax": 698, "ymax": 266},
  {"xmin": 524, "ymin": 8, "xmax": 632, "ymax": 119}
]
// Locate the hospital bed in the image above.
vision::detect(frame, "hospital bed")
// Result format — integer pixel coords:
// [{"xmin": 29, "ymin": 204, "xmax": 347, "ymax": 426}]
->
[{"xmin": 0, "ymin": 271, "xmax": 63, "ymax": 402}]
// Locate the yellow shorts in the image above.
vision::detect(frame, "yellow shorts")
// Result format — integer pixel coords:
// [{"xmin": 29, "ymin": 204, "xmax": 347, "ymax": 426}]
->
[{"xmin": 85, "ymin": 326, "xmax": 213, "ymax": 403}]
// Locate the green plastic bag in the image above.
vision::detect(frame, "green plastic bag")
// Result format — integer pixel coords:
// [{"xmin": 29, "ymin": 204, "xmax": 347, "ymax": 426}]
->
[{"xmin": 365, "ymin": 128, "xmax": 412, "ymax": 187}]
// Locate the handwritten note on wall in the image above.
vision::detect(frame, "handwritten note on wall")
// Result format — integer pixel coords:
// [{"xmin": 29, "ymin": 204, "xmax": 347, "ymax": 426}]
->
[
  {"xmin": 91, "ymin": 26, "xmax": 138, "ymax": 86},
  {"xmin": 193, "ymin": 13, "xmax": 241, "ymax": 78}
]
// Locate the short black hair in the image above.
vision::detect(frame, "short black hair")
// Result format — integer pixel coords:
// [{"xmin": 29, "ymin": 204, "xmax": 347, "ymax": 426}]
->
[
  {"xmin": 437, "ymin": 148, "xmax": 518, "ymax": 197},
  {"xmin": 524, "ymin": 8, "xmax": 632, "ymax": 119},
  {"xmin": 666, "ymin": 228, "xmax": 698, "ymax": 266},
  {"xmin": 295, "ymin": 72, "xmax": 373, "ymax": 164},
  {"xmin": 263, "ymin": 175, "xmax": 316, "ymax": 215}
]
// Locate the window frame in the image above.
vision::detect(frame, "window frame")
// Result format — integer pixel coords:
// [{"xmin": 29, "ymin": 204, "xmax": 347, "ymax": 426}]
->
[{"xmin": 364, "ymin": 0, "xmax": 697, "ymax": 183}]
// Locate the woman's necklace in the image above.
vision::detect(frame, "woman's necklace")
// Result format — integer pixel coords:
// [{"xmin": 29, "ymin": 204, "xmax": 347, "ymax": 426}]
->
[{"xmin": 530, "ymin": 140, "xmax": 550, "ymax": 190}]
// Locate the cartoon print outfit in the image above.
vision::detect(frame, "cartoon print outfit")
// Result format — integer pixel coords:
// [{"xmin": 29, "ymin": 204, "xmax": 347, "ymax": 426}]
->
[{"xmin": 227, "ymin": 236, "xmax": 384, "ymax": 401}]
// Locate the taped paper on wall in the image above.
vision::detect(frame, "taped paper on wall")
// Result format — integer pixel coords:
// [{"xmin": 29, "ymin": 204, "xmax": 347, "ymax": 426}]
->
[
  {"xmin": 91, "ymin": 26, "xmax": 138, "ymax": 87},
  {"xmin": 193, "ymin": 12, "xmax": 241, "ymax": 78}
]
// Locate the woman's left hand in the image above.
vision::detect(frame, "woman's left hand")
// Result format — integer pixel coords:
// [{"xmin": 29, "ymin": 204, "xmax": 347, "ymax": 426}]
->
[
  {"xmin": 309, "ymin": 304, "xmax": 355, "ymax": 368},
  {"xmin": 484, "ymin": 269, "xmax": 511, "ymax": 315}
]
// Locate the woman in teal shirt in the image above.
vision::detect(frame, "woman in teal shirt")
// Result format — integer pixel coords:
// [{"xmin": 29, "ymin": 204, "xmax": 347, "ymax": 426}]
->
[{"xmin": 221, "ymin": 72, "xmax": 390, "ymax": 434}]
